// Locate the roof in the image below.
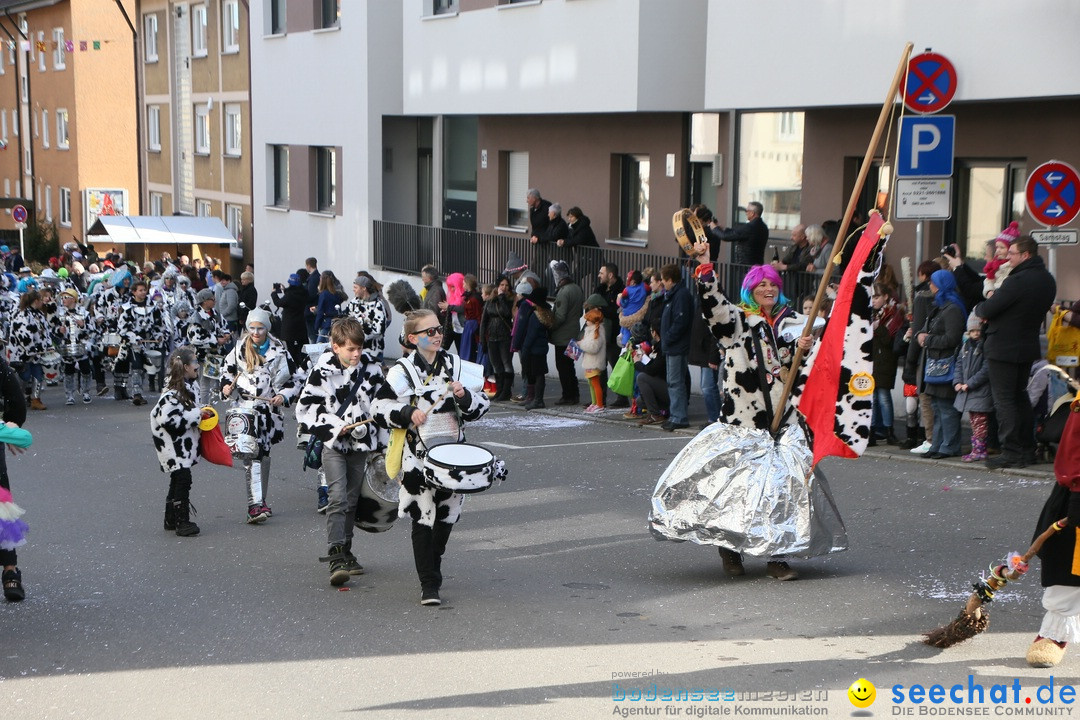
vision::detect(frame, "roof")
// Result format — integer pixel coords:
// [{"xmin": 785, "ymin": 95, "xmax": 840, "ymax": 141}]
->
[{"xmin": 87, "ymin": 216, "xmax": 237, "ymax": 245}]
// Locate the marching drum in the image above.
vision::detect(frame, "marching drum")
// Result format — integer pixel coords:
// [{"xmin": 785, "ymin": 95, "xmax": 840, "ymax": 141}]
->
[
  {"xmin": 143, "ymin": 349, "xmax": 162, "ymax": 374},
  {"xmin": 202, "ymin": 354, "xmax": 223, "ymax": 380},
  {"xmin": 61, "ymin": 341, "xmax": 87, "ymax": 359},
  {"xmin": 224, "ymin": 401, "xmax": 260, "ymax": 460},
  {"xmin": 354, "ymin": 452, "xmax": 400, "ymax": 533},
  {"xmin": 422, "ymin": 442, "xmax": 496, "ymax": 494},
  {"xmin": 39, "ymin": 351, "xmax": 62, "ymax": 382},
  {"xmin": 103, "ymin": 332, "xmax": 123, "ymax": 357}
]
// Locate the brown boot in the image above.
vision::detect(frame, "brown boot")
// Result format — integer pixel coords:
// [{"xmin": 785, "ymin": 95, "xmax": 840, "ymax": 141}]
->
[{"xmin": 30, "ymin": 398, "xmax": 47, "ymax": 411}]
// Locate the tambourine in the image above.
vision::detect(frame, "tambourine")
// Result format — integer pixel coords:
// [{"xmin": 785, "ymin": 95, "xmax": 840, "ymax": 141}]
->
[{"xmin": 672, "ymin": 209, "xmax": 707, "ymax": 257}]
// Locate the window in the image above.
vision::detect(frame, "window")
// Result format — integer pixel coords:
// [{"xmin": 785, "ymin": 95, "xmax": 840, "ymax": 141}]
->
[
  {"xmin": 3, "ymin": 179, "xmax": 8, "ymax": 197},
  {"xmin": 150, "ymin": 192, "xmax": 163, "ymax": 216},
  {"xmin": 6, "ymin": 40, "xmax": 12, "ymax": 67},
  {"xmin": 737, "ymin": 111, "xmax": 804, "ymax": 233},
  {"xmin": 56, "ymin": 109, "xmax": 68, "ymax": 149},
  {"xmin": 268, "ymin": 0, "xmax": 286, "ymax": 34},
  {"xmin": 222, "ymin": 0, "xmax": 240, "ymax": 53},
  {"xmin": 144, "ymin": 14, "xmax": 158, "ymax": 62},
  {"xmin": 318, "ymin": 0, "xmax": 340, "ymax": 29},
  {"xmin": 226, "ymin": 203, "xmax": 243, "ymax": 240},
  {"xmin": 37, "ymin": 32, "xmax": 45, "ymax": 72},
  {"xmin": 59, "ymin": 187, "xmax": 71, "ymax": 226},
  {"xmin": 1, "ymin": 111, "xmax": 6, "ymax": 142},
  {"xmin": 224, "ymin": 104, "xmax": 241, "ymax": 156},
  {"xmin": 41, "ymin": 109, "xmax": 48, "ymax": 148},
  {"xmin": 777, "ymin": 112, "xmax": 798, "ymax": 141},
  {"xmin": 315, "ymin": 146, "xmax": 336, "ymax": 213},
  {"xmin": 950, "ymin": 160, "xmax": 1027, "ymax": 257},
  {"xmin": 53, "ymin": 28, "xmax": 65, "ymax": 69},
  {"xmin": 271, "ymin": 144, "xmax": 289, "ymax": 206},
  {"xmin": 619, "ymin": 154, "xmax": 650, "ymax": 240},
  {"xmin": 147, "ymin": 105, "xmax": 161, "ymax": 151},
  {"xmin": 45, "ymin": 184, "xmax": 51, "ymax": 221},
  {"xmin": 505, "ymin": 151, "xmax": 529, "ymax": 227},
  {"xmin": 196, "ymin": 199, "xmax": 212, "ymax": 217},
  {"xmin": 10, "ymin": 109, "xmax": 16, "ymax": 137},
  {"xmin": 432, "ymin": 0, "xmax": 459, "ymax": 14},
  {"xmin": 194, "ymin": 104, "xmax": 210, "ymax": 154},
  {"xmin": 20, "ymin": 73, "xmax": 27, "ymax": 102},
  {"xmin": 192, "ymin": 4, "xmax": 208, "ymax": 57}
]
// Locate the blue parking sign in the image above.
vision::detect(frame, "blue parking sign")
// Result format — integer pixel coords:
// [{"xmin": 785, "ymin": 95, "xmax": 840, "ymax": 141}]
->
[{"xmin": 896, "ymin": 116, "xmax": 955, "ymax": 177}]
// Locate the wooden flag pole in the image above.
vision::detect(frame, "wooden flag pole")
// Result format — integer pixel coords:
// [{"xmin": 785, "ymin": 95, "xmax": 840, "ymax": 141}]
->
[{"xmin": 770, "ymin": 42, "xmax": 913, "ymax": 434}]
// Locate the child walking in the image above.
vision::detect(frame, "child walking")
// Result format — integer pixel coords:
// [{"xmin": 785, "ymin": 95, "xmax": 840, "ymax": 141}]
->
[
  {"xmin": 954, "ymin": 313, "xmax": 993, "ymax": 462},
  {"xmin": 150, "ymin": 347, "xmax": 212, "ymax": 537},
  {"xmin": 577, "ymin": 304, "xmax": 608, "ymax": 414}
]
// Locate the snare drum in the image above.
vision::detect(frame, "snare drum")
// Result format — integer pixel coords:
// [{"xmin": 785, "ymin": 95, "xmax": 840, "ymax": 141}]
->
[
  {"xmin": 61, "ymin": 342, "xmax": 87, "ymax": 359},
  {"xmin": 302, "ymin": 342, "xmax": 329, "ymax": 366},
  {"xmin": 202, "ymin": 354, "xmax": 223, "ymax": 380},
  {"xmin": 103, "ymin": 332, "xmax": 122, "ymax": 357},
  {"xmin": 354, "ymin": 452, "xmax": 400, "ymax": 533},
  {"xmin": 422, "ymin": 442, "xmax": 496, "ymax": 494},
  {"xmin": 224, "ymin": 401, "xmax": 260, "ymax": 459},
  {"xmin": 143, "ymin": 348, "xmax": 162, "ymax": 374},
  {"xmin": 39, "ymin": 351, "xmax": 62, "ymax": 382}
]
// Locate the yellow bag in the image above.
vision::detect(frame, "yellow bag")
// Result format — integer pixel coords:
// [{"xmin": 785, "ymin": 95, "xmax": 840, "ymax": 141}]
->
[
  {"xmin": 384, "ymin": 428, "xmax": 407, "ymax": 479},
  {"xmin": 1047, "ymin": 310, "xmax": 1080, "ymax": 368}
]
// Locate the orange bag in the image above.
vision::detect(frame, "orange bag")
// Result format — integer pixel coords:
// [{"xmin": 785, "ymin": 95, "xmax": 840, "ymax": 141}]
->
[{"xmin": 198, "ymin": 425, "xmax": 234, "ymax": 467}]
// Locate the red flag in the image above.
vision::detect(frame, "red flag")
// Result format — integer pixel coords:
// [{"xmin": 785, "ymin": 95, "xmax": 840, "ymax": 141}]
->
[{"xmin": 795, "ymin": 213, "xmax": 886, "ymax": 466}]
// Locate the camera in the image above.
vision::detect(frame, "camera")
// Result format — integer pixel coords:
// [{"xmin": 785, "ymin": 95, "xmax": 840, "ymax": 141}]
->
[
  {"xmin": 273, "ymin": 282, "xmax": 282, "ymax": 291},
  {"xmin": 940, "ymin": 244, "xmax": 957, "ymax": 258}
]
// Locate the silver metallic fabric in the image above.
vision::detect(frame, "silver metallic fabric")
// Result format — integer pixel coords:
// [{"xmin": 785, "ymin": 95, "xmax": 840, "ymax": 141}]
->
[{"xmin": 649, "ymin": 423, "xmax": 848, "ymax": 558}]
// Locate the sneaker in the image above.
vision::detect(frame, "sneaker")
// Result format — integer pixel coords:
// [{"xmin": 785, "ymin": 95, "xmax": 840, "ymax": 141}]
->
[
  {"xmin": 260, "ymin": 504, "xmax": 273, "ymax": 518},
  {"xmin": 328, "ymin": 548, "xmax": 351, "ymax": 587},
  {"xmin": 622, "ymin": 410, "xmax": 642, "ymax": 420},
  {"xmin": 2, "ymin": 568, "xmax": 25, "ymax": 602},
  {"xmin": 96, "ymin": 385, "xmax": 110, "ymax": 397},
  {"xmin": 1027, "ymin": 636, "xmax": 1067, "ymax": 668},
  {"xmin": 637, "ymin": 414, "xmax": 664, "ymax": 426},
  {"xmin": 316, "ymin": 486, "xmax": 330, "ymax": 514},
  {"xmin": 82, "ymin": 392, "xmax": 92, "ymax": 404},
  {"xmin": 343, "ymin": 552, "xmax": 365, "ymax": 575},
  {"xmin": 584, "ymin": 405, "xmax": 605, "ymax": 415},
  {"xmin": 65, "ymin": 394, "xmax": 76, "ymax": 406},
  {"xmin": 420, "ymin": 586, "xmax": 442, "ymax": 606},
  {"xmin": 909, "ymin": 440, "xmax": 932, "ymax": 454},
  {"xmin": 718, "ymin": 548, "xmax": 745, "ymax": 577},
  {"xmin": 766, "ymin": 561, "xmax": 799, "ymax": 581},
  {"xmin": 246, "ymin": 504, "xmax": 269, "ymax": 524}
]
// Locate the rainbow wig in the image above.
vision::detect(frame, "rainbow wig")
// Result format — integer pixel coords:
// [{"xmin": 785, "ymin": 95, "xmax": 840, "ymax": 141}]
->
[{"xmin": 739, "ymin": 264, "xmax": 789, "ymax": 314}]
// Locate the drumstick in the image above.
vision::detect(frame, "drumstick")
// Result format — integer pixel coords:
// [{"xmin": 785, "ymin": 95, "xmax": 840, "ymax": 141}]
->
[{"xmin": 341, "ymin": 418, "xmax": 375, "ymax": 432}]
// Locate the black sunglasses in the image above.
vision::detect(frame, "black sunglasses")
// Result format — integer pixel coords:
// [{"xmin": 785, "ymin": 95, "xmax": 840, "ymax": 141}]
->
[{"xmin": 414, "ymin": 326, "xmax": 443, "ymax": 337}]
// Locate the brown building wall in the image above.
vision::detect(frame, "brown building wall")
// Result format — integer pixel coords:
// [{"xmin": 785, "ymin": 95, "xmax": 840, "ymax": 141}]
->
[
  {"xmin": 146, "ymin": 105, "xmax": 171, "ymax": 186},
  {"xmin": 142, "ymin": 9, "xmax": 169, "ymax": 97},
  {"xmin": 193, "ymin": 105, "xmax": 219, "ymax": 190},
  {"xmin": 190, "ymin": 2, "xmax": 221, "ymax": 95},
  {"xmin": 477, "ymin": 113, "xmax": 686, "ymax": 249}
]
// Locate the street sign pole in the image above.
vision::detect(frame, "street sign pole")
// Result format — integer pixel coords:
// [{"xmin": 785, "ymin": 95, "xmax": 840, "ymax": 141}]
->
[
  {"xmin": 915, "ymin": 220, "xmax": 924, "ymax": 269},
  {"xmin": 18, "ymin": 223, "xmax": 24, "ymax": 261}
]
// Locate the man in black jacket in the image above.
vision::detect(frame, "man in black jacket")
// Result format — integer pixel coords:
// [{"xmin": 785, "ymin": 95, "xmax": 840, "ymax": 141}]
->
[
  {"xmin": 594, "ymin": 263, "xmax": 625, "ymax": 407},
  {"xmin": 659, "ymin": 264, "xmax": 692, "ymax": 431},
  {"xmin": 976, "ymin": 236, "xmax": 1056, "ymax": 468},
  {"xmin": 707, "ymin": 201, "xmax": 768, "ymax": 266}
]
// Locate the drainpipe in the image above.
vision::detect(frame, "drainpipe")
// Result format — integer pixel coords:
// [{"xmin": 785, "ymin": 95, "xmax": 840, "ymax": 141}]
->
[
  {"xmin": 114, "ymin": 0, "xmax": 143, "ymax": 220},
  {"xmin": 4, "ymin": 8, "xmax": 33, "ymax": 221},
  {"xmin": 239, "ymin": 0, "xmax": 252, "ymax": 267}
]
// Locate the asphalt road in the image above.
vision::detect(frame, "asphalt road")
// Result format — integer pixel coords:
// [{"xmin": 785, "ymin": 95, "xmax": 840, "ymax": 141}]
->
[{"xmin": 0, "ymin": 385, "xmax": 1074, "ymax": 719}]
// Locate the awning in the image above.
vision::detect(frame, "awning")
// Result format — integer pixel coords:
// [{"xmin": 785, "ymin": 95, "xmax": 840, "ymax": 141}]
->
[{"xmin": 87, "ymin": 216, "xmax": 237, "ymax": 245}]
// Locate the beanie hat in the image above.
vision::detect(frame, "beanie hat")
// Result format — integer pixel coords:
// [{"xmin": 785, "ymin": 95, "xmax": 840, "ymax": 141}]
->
[
  {"xmin": 288, "ymin": 273, "xmax": 301, "ymax": 287},
  {"xmin": 246, "ymin": 308, "xmax": 272, "ymax": 330},
  {"xmin": 195, "ymin": 288, "xmax": 215, "ymax": 304},
  {"xmin": 353, "ymin": 275, "xmax": 372, "ymax": 289},
  {"xmin": 549, "ymin": 260, "xmax": 570, "ymax": 286},
  {"xmin": 584, "ymin": 293, "xmax": 608, "ymax": 309},
  {"xmin": 995, "ymin": 221, "xmax": 1020, "ymax": 247},
  {"xmin": 967, "ymin": 313, "xmax": 983, "ymax": 332},
  {"xmin": 515, "ymin": 279, "xmax": 533, "ymax": 295},
  {"xmin": 504, "ymin": 251, "xmax": 527, "ymax": 274}
]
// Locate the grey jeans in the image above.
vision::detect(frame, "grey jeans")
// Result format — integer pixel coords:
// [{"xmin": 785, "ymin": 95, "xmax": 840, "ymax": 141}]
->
[{"xmin": 323, "ymin": 445, "xmax": 368, "ymax": 549}]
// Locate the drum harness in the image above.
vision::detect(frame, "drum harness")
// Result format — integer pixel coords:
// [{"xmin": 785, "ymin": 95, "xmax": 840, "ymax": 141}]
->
[{"xmin": 394, "ymin": 354, "xmax": 467, "ymax": 459}]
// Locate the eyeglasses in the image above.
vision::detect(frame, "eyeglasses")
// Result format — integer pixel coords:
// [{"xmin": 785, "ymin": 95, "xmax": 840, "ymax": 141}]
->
[{"xmin": 413, "ymin": 326, "xmax": 443, "ymax": 337}]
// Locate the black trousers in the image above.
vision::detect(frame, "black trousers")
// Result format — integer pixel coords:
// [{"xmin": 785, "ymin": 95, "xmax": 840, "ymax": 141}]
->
[
  {"xmin": 167, "ymin": 467, "xmax": 193, "ymax": 504},
  {"xmin": 553, "ymin": 345, "xmax": 579, "ymax": 401},
  {"xmin": 987, "ymin": 358, "xmax": 1036, "ymax": 459},
  {"xmin": 411, "ymin": 520, "xmax": 453, "ymax": 590}
]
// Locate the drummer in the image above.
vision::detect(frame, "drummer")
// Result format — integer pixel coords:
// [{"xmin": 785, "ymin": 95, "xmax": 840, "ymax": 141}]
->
[
  {"xmin": 116, "ymin": 280, "xmax": 166, "ymax": 406},
  {"xmin": 219, "ymin": 308, "xmax": 302, "ymax": 524},
  {"xmin": 52, "ymin": 288, "xmax": 94, "ymax": 405},
  {"xmin": 295, "ymin": 317, "xmax": 383, "ymax": 586},
  {"xmin": 8, "ymin": 289, "xmax": 53, "ymax": 411},
  {"xmin": 371, "ymin": 308, "xmax": 493, "ymax": 607},
  {"xmin": 186, "ymin": 288, "xmax": 232, "ymax": 402}
]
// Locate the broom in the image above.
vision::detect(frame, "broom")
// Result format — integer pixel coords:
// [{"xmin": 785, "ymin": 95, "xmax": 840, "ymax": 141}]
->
[{"xmin": 923, "ymin": 518, "xmax": 1068, "ymax": 648}]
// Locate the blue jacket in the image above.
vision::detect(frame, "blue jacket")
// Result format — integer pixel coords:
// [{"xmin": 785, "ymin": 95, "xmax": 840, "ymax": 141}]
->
[{"xmin": 661, "ymin": 282, "xmax": 692, "ymax": 356}]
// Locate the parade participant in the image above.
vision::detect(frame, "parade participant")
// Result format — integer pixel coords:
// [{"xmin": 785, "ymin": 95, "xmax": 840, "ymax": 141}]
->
[
  {"xmin": 186, "ymin": 288, "xmax": 232, "ymax": 402},
  {"xmin": 346, "ymin": 275, "xmax": 389, "ymax": 365},
  {"xmin": 8, "ymin": 290, "xmax": 53, "ymax": 411},
  {"xmin": 371, "ymin": 309, "xmax": 495, "ymax": 606},
  {"xmin": 220, "ymin": 308, "xmax": 302, "ymax": 524},
  {"xmin": 150, "ymin": 347, "xmax": 211, "ymax": 537},
  {"xmin": 692, "ymin": 252, "xmax": 815, "ymax": 580},
  {"xmin": 53, "ymin": 288, "xmax": 94, "ymax": 405},
  {"xmin": 116, "ymin": 280, "xmax": 167, "ymax": 406},
  {"xmin": 296, "ymin": 317, "xmax": 382, "ymax": 586},
  {"xmin": 0, "ymin": 354, "xmax": 28, "ymax": 601}
]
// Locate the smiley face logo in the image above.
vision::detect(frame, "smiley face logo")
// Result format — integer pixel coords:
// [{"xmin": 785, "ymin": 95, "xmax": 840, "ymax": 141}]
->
[{"xmin": 847, "ymin": 678, "xmax": 876, "ymax": 708}]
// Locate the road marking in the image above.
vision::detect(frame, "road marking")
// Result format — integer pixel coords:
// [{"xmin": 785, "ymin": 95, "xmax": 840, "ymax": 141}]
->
[{"xmin": 484, "ymin": 437, "xmax": 688, "ymax": 451}]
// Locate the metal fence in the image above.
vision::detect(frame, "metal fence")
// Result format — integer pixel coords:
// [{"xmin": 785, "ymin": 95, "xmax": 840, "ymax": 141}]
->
[{"xmin": 373, "ymin": 220, "xmax": 826, "ymax": 304}]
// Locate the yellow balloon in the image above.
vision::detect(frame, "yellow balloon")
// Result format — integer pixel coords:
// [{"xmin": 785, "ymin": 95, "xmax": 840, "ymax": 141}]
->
[{"xmin": 847, "ymin": 678, "xmax": 876, "ymax": 709}]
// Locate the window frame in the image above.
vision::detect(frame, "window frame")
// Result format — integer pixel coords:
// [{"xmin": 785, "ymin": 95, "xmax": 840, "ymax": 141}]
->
[
  {"xmin": 271, "ymin": 144, "xmax": 289, "ymax": 207},
  {"xmin": 37, "ymin": 31, "xmax": 45, "ymax": 72},
  {"xmin": 52, "ymin": 28, "xmax": 66, "ymax": 70},
  {"xmin": 318, "ymin": 0, "xmax": 340, "ymax": 30},
  {"xmin": 192, "ymin": 4, "xmax": 209, "ymax": 58},
  {"xmin": 59, "ymin": 186, "xmax": 71, "ymax": 227},
  {"xmin": 196, "ymin": 199, "xmax": 212, "ymax": 217},
  {"xmin": 505, "ymin": 151, "xmax": 529, "ymax": 228},
  {"xmin": 41, "ymin": 108, "xmax": 49, "ymax": 148},
  {"xmin": 619, "ymin": 153, "xmax": 651, "ymax": 242},
  {"xmin": 144, "ymin": 14, "xmax": 159, "ymax": 63},
  {"xmin": 268, "ymin": 0, "xmax": 286, "ymax": 34},
  {"xmin": 431, "ymin": 0, "xmax": 459, "ymax": 15},
  {"xmin": 149, "ymin": 192, "xmax": 164, "ymax": 216},
  {"xmin": 315, "ymin": 146, "xmax": 336, "ymax": 214},
  {"xmin": 225, "ymin": 203, "xmax": 243, "ymax": 240},
  {"xmin": 44, "ymin": 184, "xmax": 52, "ymax": 221},
  {"xmin": 224, "ymin": 103, "xmax": 242, "ymax": 157},
  {"xmin": 147, "ymin": 105, "xmax": 161, "ymax": 152},
  {"xmin": 222, "ymin": 0, "xmax": 240, "ymax": 53},
  {"xmin": 56, "ymin": 108, "xmax": 68, "ymax": 149},
  {"xmin": 194, "ymin": 104, "xmax": 210, "ymax": 155}
]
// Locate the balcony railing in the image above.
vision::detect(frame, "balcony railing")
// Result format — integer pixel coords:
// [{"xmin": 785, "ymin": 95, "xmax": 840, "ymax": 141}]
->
[{"xmin": 372, "ymin": 220, "xmax": 825, "ymax": 305}]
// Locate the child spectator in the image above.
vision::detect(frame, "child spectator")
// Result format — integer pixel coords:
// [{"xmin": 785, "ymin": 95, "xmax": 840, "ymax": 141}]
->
[
  {"xmin": 954, "ymin": 312, "xmax": 993, "ymax": 462},
  {"xmin": 633, "ymin": 321, "xmax": 668, "ymax": 425},
  {"xmin": 578, "ymin": 300, "xmax": 608, "ymax": 413}
]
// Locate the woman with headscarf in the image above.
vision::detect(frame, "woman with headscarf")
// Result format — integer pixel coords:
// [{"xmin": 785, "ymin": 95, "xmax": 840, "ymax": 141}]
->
[{"xmin": 915, "ymin": 269, "xmax": 967, "ymax": 459}]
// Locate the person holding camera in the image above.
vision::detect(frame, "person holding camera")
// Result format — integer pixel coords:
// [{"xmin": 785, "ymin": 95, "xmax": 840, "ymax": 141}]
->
[{"xmin": 271, "ymin": 274, "xmax": 310, "ymax": 367}]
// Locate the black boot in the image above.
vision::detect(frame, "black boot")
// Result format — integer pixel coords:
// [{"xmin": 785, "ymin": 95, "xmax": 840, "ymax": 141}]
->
[
  {"xmin": 432, "ymin": 521, "xmax": 453, "ymax": 581},
  {"xmin": 173, "ymin": 500, "xmax": 200, "ymax": 537},
  {"xmin": 164, "ymin": 500, "xmax": 177, "ymax": 531},
  {"xmin": 498, "ymin": 373, "xmax": 514, "ymax": 401},
  {"xmin": 523, "ymin": 377, "xmax": 546, "ymax": 410},
  {"xmin": 899, "ymin": 425, "xmax": 924, "ymax": 450}
]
